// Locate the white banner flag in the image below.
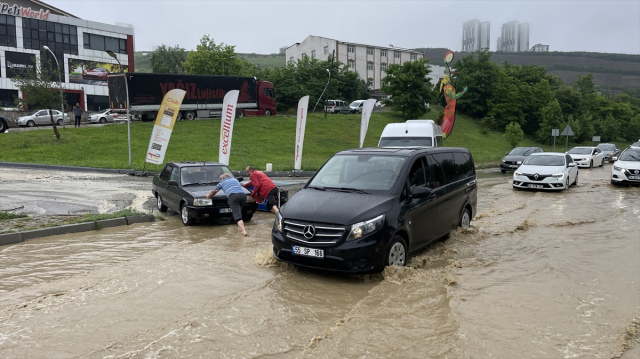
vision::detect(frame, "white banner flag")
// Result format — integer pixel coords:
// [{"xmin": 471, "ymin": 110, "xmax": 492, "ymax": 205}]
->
[
  {"xmin": 145, "ymin": 89, "xmax": 187, "ymax": 165},
  {"xmin": 218, "ymin": 90, "xmax": 240, "ymax": 166},
  {"xmin": 359, "ymin": 99, "xmax": 377, "ymax": 148},
  {"xmin": 294, "ymin": 95, "xmax": 309, "ymax": 170}
]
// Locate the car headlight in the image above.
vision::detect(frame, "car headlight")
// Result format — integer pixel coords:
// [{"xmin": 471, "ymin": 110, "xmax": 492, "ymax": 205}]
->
[
  {"xmin": 613, "ymin": 166, "xmax": 625, "ymax": 173},
  {"xmin": 501, "ymin": 159, "xmax": 506, "ymax": 163},
  {"xmin": 552, "ymin": 173, "xmax": 565, "ymax": 179},
  {"xmin": 275, "ymin": 211, "xmax": 283, "ymax": 232},
  {"xmin": 193, "ymin": 198, "xmax": 212, "ymax": 206},
  {"xmin": 514, "ymin": 171, "xmax": 523, "ymax": 176},
  {"xmin": 347, "ymin": 214, "xmax": 384, "ymax": 241}
]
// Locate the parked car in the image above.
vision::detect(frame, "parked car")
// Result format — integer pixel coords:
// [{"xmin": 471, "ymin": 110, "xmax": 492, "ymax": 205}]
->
[
  {"xmin": 88, "ymin": 109, "xmax": 118, "ymax": 124},
  {"xmin": 512, "ymin": 152, "xmax": 578, "ymax": 191},
  {"xmin": 151, "ymin": 162, "xmax": 258, "ymax": 226},
  {"xmin": 324, "ymin": 100, "xmax": 350, "ymax": 114},
  {"xmin": 596, "ymin": 143, "xmax": 621, "ymax": 162},
  {"xmin": 271, "ymin": 146, "xmax": 477, "ymax": 273},
  {"xmin": 349, "ymin": 100, "xmax": 366, "ymax": 114},
  {"xmin": 611, "ymin": 148, "xmax": 640, "ymax": 186},
  {"xmin": 500, "ymin": 147, "xmax": 544, "ymax": 173},
  {"xmin": 82, "ymin": 67, "xmax": 109, "ymax": 81},
  {"xmin": 14, "ymin": 110, "xmax": 70, "ymax": 127},
  {"xmin": 567, "ymin": 146, "xmax": 605, "ymax": 168},
  {"xmin": 378, "ymin": 120, "xmax": 444, "ymax": 148},
  {"xmin": 630, "ymin": 141, "xmax": 640, "ymax": 149},
  {"xmin": 0, "ymin": 116, "xmax": 9, "ymax": 133}
]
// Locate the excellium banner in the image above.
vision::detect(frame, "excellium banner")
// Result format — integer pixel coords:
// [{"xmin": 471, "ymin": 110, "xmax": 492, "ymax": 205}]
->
[
  {"xmin": 145, "ymin": 89, "xmax": 187, "ymax": 165},
  {"xmin": 359, "ymin": 99, "xmax": 377, "ymax": 148},
  {"xmin": 218, "ymin": 90, "xmax": 239, "ymax": 166},
  {"xmin": 294, "ymin": 95, "xmax": 309, "ymax": 170}
]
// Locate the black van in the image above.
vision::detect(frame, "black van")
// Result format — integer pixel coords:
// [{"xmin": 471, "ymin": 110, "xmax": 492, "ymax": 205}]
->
[{"xmin": 272, "ymin": 147, "xmax": 477, "ymax": 273}]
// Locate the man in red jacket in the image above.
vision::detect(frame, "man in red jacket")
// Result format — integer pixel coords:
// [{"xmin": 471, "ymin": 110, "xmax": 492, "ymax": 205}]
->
[{"xmin": 242, "ymin": 166, "xmax": 279, "ymax": 214}]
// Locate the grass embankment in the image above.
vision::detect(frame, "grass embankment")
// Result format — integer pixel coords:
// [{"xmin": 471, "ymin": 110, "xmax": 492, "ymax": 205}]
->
[{"xmin": 0, "ymin": 109, "xmax": 625, "ymax": 171}]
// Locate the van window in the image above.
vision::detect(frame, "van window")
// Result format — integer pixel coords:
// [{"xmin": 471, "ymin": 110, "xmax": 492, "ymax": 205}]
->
[
  {"xmin": 408, "ymin": 157, "xmax": 427, "ymax": 188},
  {"xmin": 426, "ymin": 155, "xmax": 445, "ymax": 188},
  {"xmin": 454, "ymin": 152, "xmax": 474, "ymax": 179},
  {"xmin": 379, "ymin": 137, "xmax": 433, "ymax": 147},
  {"xmin": 431, "ymin": 153, "xmax": 457, "ymax": 184}
]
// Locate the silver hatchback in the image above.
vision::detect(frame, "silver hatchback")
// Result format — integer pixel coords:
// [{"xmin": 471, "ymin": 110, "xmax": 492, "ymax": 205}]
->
[{"xmin": 15, "ymin": 110, "xmax": 70, "ymax": 127}]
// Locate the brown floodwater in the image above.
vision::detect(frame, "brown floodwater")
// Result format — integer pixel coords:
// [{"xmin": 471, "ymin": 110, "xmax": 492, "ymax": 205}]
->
[{"xmin": 0, "ymin": 165, "xmax": 638, "ymax": 358}]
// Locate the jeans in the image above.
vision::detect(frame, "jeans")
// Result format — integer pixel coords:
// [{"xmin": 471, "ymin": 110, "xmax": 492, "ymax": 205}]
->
[{"xmin": 75, "ymin": 116, "xmax": 81, "ymax": 127}]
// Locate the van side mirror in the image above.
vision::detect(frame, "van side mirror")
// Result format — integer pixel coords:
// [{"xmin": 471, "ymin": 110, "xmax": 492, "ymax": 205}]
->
[
  {"xmin": 411, "ymin": 186, "xmax": 432, "ymax": 199},
  {"xmin": 168, "ymin": 180, "xmax": 179, "ymax": 186}
]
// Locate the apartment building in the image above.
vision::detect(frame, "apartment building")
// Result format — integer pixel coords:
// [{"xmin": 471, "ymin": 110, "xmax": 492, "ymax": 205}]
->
[
  {"xmin": 461, "ymin": 19, "xmax": 490, "ymax": 52},
  {"xmin": 497, "ymin": 21, "xmax": 530, "ymax": 52}
]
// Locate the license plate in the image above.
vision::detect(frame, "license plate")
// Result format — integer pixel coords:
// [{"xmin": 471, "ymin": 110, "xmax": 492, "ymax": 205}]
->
[
  {"xmin": 292, "ymin": 245, "xmax": 324, "ymax": 258},
  {"xmin": 528, "ymin": 184, "xmax": 544, "ymax": 189},
  {"xmin": 510, "ymin": 165, "xmax": 518, "ymax": 168},
  {"xmin": 219, "ymin": 208, "xmax": 232, "ymax": 213},
  {"xmin": 629, "ymin": 176, "xmax": 640, "ymax": 180}
]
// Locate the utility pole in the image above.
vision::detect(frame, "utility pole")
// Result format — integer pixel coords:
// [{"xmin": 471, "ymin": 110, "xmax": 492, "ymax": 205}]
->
[{"xmin": 325, "ymin": 50, "xmax": 334, "ymax": 119}]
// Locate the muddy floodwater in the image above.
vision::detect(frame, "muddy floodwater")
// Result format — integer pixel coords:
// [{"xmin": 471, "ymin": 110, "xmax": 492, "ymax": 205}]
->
[{"xmin": 0, "ymin": 165, "xmax": 638, "ymax": 358}]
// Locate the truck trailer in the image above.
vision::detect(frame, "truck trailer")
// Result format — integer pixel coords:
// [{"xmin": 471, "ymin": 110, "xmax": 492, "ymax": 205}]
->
[{"xmin": 107, "ymin": 73, "xmax": 276, "ymax": 121}]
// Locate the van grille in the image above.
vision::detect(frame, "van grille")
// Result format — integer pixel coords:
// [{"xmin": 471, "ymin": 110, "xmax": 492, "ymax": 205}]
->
[{"xmin": 284, "ymin": 220, "xmax": 346, "ymax": 245}]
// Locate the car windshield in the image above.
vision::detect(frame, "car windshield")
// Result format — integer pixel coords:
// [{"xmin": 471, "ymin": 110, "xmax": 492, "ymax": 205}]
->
[
  {"xmin": 568, "ymin": 148, "xmax": 592, "ymax": 155},
  {"xmin": 597, "ymin": 144, "xmax": 616, "ymax": 151},
  {"xmin": 509, "ymin": 148, "xmax": 535, "ymax": 156},
  {"xmin": 619, "ymin": 150, "xmax": 640, "ymax": 162},
  {"xmin": 309, "ymin": 155, "xmax": 405, "ymax": 192},
  {"xmin": 632, "ymin": 142, "xmax": 640, "ymax": 147},
  {"xmin": 350, "ymin": 101, "xmax": 362, "ymax": 107},
  {"xmin": 523, "ymin": 155, "xmax": 565, "ymax": 166},
  {"xmin": 379, "ymin": 137, "xmax": 432, "ymax": 147},
  {"xmin": 181, "ymin": 166, "xmax": 232, "ymax": 185}
]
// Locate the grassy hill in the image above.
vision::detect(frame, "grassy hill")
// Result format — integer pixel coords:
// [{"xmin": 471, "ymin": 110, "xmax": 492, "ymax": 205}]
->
[
  {"xmin": 133, "ymin": 52, "xmax": 285, "ymax": 74},
  {"xmin": 415, "ymin": 47, "xmax": 640, "ymax": 96}
]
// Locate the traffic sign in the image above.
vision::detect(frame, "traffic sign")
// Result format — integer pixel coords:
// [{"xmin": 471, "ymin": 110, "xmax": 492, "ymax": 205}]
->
[
  {"xmin": 561, "ymin": 125, "xmax": 574, "ymax": 136},
  {"xmin": 552, "ymin": 129, "xmax": 559, "ymax": 137}
]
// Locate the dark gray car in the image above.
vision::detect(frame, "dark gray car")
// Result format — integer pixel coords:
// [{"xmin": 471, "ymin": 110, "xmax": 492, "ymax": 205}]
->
[
  {"xmin": 500, "ymin": 147, "xmax": 544, "ymax": 173},
  {"xmin": 596, "ymin": 143, "xmax": 621, "ymax": 162}
]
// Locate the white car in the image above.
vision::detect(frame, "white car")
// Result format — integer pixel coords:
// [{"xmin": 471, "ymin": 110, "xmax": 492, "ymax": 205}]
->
[
  {"xmin": 88, "ymin": 109, "xmax": 118, "ymax": 124},
  {"xmin": 512, "ymin": 152, "xmax": 578, "ymax": 191},
  {"xmin": 567, "ymin": 146, "xmax": 605, "ymax": 168},
  {"xmin": 611, "ymin": 148, "xmax": 640, "ymax": 186},
  {"xmin": 630, "ymin": 141, "xmax": 640, "ymax": 149},
  {"xmin": 14, "ymin": 110, "xmax": 70, "ymax": 127}
]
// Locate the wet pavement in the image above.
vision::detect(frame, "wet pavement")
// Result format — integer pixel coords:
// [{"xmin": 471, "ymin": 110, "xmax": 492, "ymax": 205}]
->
[{"xmin": 0, "ymin": 165, "xmax": 639, "ymax": 358}]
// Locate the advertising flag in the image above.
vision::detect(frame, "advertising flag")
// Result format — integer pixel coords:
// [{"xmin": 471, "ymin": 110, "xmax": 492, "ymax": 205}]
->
[
  {"xmin": 145, "ymin": 89, "xmax": 187, "ymax": 165},
  {"xmin": 218, "ymin": 90, "xmax": 240, "ymax": 166},
  {"xmin": 359, "ymin": 99, "xmax": 377, "ymax": 148},
  {"xmin": 294, "ymin": 95, "xmax": 309, "ymax": 170}
]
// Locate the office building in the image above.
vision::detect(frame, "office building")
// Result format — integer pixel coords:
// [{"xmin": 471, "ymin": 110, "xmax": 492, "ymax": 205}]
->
[
  {"xmin": 462, "ymin": 19, "xmax": 490, "ymax": 52},
  {"xmin": 497, "ymin": 21, "xmax": 530, "ymax": 52}
]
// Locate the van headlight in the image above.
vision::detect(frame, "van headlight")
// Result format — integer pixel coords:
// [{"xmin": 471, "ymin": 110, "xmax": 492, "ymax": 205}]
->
[
  {"xmin": 193, "ymin": 198, "xmax": 212, "ymax": 206},
  {"xmin": 275, "ymin": 211, "xmax": 283, "ymax": 232},
  {"xmin": 347, "ymin": 214, "xmax": 384, "ymax": 241},
  {"xmin": 552, "ymin": 173, "xmax": 565, "ymax": 179}
]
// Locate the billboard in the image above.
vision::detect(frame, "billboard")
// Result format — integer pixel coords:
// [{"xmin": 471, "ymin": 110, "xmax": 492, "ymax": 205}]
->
[
  {"xmin": 5, "ymin": 51, "xmax": 35, "ymax": 78},
  {"xmin": 68, "ymin": 59, "xmax": 127, "ymax": 86}
]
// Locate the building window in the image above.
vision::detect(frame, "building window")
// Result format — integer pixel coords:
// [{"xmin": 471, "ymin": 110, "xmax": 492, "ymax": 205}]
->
[
  {"xmin": 381, "ymin": 63, "xmax": 387, "ymax": 72},
  {"xmin": 324, "ymin": 46, "xmax": 328, "ymax": 54},
  {"xmin": 0, "ymin": 89, "xmax": 18, "ymax": 107},
  {"xmin": 311, "ymin": 50, "xmax": 316, "ymax": 59},
  {"xmin": 367, "ymin": 61, "xmax": 373, "ymax": 70},
  {"xmin": 23, "ymin": 18, "xmax": 78, "ymax": 55},
  {"xmin": 83, "ymin": 32, "xmax": 127, "ymax": 54},
  {"xmin": 395, "ymin": 51, "xmax": 400, "ymax": 59},
  {"xmin": 410, "ymin": 53, "xmax": 417, "ymax": 60},
  {"xmin": 348, "ymin": 45, "xmax": 354, "ymax": 53},
  {"xmin": 348, "ymin": 60, "xmax": 354, "ymax": 69},
  {"xmin": 367, "ymin": 78, "xmax": 373, "ymax": 88},
  {"xmin": 0, "ymin": 15, "xmax": 17, "ymax": 48},
  {"xmin": 381, "ymin": 50, "xmax": 387, "ymax": 57},
  {"xmin": 289, "ymin": 56, "xmax": 294, "ymax": 63},
  {"xmin": 367, "ymin": 48, "xmax": 373, "ymax": 55},
  {"xmin": 301, "ymin": 53, "xmax": 306, "ymax": 58}
]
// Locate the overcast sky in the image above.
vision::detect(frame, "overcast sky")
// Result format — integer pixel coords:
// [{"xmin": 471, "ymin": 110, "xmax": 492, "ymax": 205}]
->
[{"xmin": 48, "ymin": 0, "xmax": 640, "ymax": 55}]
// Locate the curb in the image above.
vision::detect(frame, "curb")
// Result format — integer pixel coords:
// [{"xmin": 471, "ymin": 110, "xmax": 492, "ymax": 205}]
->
[{"xmin": 0, "ymin": 215, "xmax": 155, "ymax": 246}]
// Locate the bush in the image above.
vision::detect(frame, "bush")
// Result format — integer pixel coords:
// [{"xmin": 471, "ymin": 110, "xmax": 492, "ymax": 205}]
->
[{"xmin": 503, "ymin": 122, "xmax": 524, "ymax": 147}]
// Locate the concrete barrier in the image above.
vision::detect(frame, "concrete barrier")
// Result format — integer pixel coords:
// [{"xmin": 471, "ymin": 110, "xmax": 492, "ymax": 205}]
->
[
  {"xmin": 126, "ymin": 215, "xmax": 155, "ymax": 225},
  {"xmin": 59, "ymin": 222, "xmax": 97, "ymax": 234},
  {"xmin": 22, "ymin": 227, "xmax": 61, "ymax": 241},
  {"xmin": 96, "ymin": 217, "xmax": 128, "ymax": 229},
  {"xmin": 0, "ymin": 232, "xmax": 23, "ymax": 246}
]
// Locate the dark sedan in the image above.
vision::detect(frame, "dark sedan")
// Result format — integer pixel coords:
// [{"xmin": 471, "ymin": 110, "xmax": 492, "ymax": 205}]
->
[
  {"xmin": 500, "ymin": 147, "xmax": 544, "ymax": 173},
  {"xmin": 152, "ymin": 162, "xmax": 258, "ymax": 226},
  {"xmin": 596, "ymin": 143, "xmax": 621, "ymax": 162}
]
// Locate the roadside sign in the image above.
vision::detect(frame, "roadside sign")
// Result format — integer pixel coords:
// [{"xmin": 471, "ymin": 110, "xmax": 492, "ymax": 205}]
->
[
  {"xmin": 552, "ymin": 129, "xmax": 559, "ymax": 137},
  {"xmin": 592, "ymin": 136, "xmax": 601, "ymax": 142},
  {"xmin": 560, "ymin": 125, "xmax": 574, "ymax": 136}
]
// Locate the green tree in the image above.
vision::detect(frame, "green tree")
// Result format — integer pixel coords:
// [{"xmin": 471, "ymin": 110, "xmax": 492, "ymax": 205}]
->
[
  {"xmin": 487, "ymin": 68, "xmax": 524, "ymax": 130},
  {"xmin": 627, "ymin": 115, "xmax": 640, "ymax": 142},
  {"xmin": 448, "ymin": 49, "xmax": 499, "ymax": 118},
  {"xmin": 554, "ymin": 85, "xmax": 582, "ymax": 119},
  {"xmin": 183, "ymin": 35, "xmax": 255, "ymax": 76},
  {"xmin": 381, "ymin": 58, "xmax": 435, "ymax": 119},
  {"xmin": 537, "ymin": 99, "xmax": 565, "ymax": 142},
  {"xmin": 150, "ymin": 45, "xmax": 187, "ymax": 73},
  {"xmin": 573, "ymin": 73, "xmax": 595, "ymax": 96},
  {"xmin": 12, "ymin": 52, "xmax": 64, "ymax": 140},
  {"xmin": 503, "ymin": 122, "xmax": 524, "ymax": 147}
]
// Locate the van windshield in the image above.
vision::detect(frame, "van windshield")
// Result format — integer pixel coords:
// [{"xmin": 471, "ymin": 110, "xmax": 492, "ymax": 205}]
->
[
  {"xmin": 309, "ymin": 155, "xmax": 405, "ymax": 191},
  {"xmin": 379, "ymin": 137, "xmax": 433, "ymax": 147}
]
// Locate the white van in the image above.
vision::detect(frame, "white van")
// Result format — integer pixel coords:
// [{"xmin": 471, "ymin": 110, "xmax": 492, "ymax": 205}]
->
[{"xmin": 378, "ymin": 120, "xmax": 444, "ymax": 148}]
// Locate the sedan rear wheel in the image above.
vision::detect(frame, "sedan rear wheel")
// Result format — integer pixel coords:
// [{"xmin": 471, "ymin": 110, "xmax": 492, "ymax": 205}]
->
[
  {"xmin": 180, "ymin": 203, "xmax": 192, "ymax": 226},
  {"xmin": 56, "ymin": 119, "xmax": 63, "ymax": 126}
]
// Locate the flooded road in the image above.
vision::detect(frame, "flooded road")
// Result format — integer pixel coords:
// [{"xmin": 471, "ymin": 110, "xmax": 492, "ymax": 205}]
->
[{"xmin": 1, "ymin": 165, "xmax": 638, "ymax": 358}]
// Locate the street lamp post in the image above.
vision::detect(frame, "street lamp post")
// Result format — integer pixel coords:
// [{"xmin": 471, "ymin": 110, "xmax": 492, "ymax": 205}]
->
[
  {"xmin": 42, "ymin": 46, "xmax": 65, "ymax": 129},
  {"xmin": 312, "ymin": 69, "xmax": 331, "ymax": 113},
  {"xmin": 106, "ymin": 50, "xmax": 131, "ymax": 167},
  {"xmin": 222, "ymin": 56, "xmax": 234, "ymax": 76}
]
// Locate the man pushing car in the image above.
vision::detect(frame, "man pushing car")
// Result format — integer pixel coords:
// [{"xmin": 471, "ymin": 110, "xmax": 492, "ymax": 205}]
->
[{"xmin": 242, "ymin": 166, "xmax": 279, "ymax": 215}]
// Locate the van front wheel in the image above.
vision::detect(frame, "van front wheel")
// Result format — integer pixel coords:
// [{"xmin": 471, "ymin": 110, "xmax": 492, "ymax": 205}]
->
[{"xmin": 385, "ymin": 236, "xmax": 408, "ymax": 267}]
